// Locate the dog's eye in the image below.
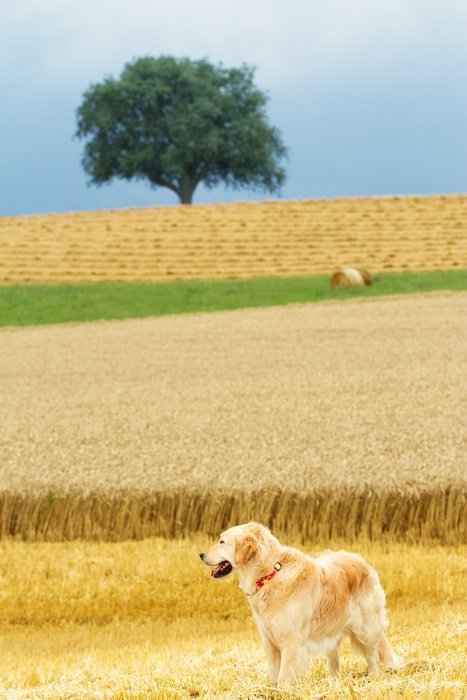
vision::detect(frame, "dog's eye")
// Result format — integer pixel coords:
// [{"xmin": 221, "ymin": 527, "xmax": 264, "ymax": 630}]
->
[{"xmin": 219, "ymin": 540, "xmax": 225, "ymax": 544}]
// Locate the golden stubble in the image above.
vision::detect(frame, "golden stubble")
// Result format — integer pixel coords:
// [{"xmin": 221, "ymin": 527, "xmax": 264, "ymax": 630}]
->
[
  {"xmin": 0, "ymin": 538, "xmax": 465, "ymax": 699},
  {"xmin": 0, "ymin": 194, "xmax": 466, "ymax": 284}
]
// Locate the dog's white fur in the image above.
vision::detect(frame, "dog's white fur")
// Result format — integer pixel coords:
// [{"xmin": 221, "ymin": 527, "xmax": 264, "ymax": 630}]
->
[{"xmin": 200, "ymin": 522, "xmax": 400, "ymax": 686}]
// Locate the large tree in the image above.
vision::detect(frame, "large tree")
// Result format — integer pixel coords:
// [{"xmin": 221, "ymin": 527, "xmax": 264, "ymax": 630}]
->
[{"xmin": 75, "ymin": 56, "xmax": 287, "ymax": 204}]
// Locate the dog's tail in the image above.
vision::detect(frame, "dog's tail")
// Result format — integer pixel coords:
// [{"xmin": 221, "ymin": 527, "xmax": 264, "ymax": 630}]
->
[{"xmin": 378, "ymin": 633, "xmax": 402, "ymax": 669}]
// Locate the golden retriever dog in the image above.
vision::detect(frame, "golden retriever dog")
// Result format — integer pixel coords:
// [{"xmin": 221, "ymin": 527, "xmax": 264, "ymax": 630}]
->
[{"xmin": 200, "ymin": 522, "xmax": 400, "ymax": 686}]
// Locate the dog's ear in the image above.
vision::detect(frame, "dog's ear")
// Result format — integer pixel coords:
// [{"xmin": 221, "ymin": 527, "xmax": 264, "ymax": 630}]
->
[{"xmin": 235, "ymin": 534, "xmax": 257, "ymax": 565}]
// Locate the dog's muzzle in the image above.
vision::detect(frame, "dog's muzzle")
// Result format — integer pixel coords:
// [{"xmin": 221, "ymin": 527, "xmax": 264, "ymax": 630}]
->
[{"xmin": 199, "ymin": 552, "xmax": 233, "ymax": 578}]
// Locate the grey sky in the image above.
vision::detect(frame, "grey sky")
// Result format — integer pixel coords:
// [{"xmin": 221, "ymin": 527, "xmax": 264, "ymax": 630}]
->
[{"xmin": 1, "ymin": 0, "xmax": 466, "ymax": 215}]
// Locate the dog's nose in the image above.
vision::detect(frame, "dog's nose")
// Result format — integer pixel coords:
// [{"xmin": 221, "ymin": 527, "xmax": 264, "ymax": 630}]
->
[{"xmin": 199, "ymin": 552, "xmax": 205, "ymax": 561}]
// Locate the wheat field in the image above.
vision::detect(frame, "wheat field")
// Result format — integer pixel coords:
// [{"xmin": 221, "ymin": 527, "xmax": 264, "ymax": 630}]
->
[
  {"xmin": 1, "ymin": 194, "xmax": 466, "ymax": 284},
  {"xmin": 1, "ymin": 292, "xmax": 466, "ymax": 543}
]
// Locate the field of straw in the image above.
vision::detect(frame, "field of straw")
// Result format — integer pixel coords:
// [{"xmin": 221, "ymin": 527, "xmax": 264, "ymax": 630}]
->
[
  {"xmin": 0, "ymin": 538, "xmax": 465, "ymax": 698},
  {"xmin": 1, "ymin": 292, "xmax": 466, "ymax": 543},
  {"xmin": 1, "ymin": 194, "xmax": 466, "ymax": 284}
]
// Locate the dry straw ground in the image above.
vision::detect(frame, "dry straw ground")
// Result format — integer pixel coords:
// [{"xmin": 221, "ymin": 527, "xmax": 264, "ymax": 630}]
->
[
  {"xmin": 0, "ymin": 538, "xmax": 465, "ymax": 699},
  {"xmin": 1, "ymin": 292, "xmax": 466, "ymax": 542},
  {"xmin": 1, "ymin": 194, "xmax": 466, "ymax": 284}
]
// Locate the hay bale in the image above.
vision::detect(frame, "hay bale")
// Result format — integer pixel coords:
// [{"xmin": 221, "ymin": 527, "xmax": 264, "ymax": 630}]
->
[{"xmin": 331, "ymin": 267, "xmax": 373, "ymax": 288}]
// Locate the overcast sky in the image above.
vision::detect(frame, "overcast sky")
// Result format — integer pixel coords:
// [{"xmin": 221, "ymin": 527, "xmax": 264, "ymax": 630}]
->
[{"xmin": 1, "ymin": 0, "xmax": 466, "ymax": 215}]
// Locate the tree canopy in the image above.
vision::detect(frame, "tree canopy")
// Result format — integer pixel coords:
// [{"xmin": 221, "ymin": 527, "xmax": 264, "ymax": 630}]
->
[{"xmin": 75, "ymin": 56, "xmax": 288, "ymax": 204}]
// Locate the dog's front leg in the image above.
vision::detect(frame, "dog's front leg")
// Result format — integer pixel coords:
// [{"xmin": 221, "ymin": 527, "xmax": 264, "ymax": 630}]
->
[
  {"xmin": 277, "ymin": 643, "xmax": 308, "ymax": 686},
  {"xmin": 260, "ymin": 632, "xmax": 281, "ymax": 683}
]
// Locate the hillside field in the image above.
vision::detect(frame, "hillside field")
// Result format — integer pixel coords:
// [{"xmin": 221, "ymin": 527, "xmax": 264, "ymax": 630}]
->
[{"xmin": 1, "ymin": 194, "xmax": 466, "ymax": 284}]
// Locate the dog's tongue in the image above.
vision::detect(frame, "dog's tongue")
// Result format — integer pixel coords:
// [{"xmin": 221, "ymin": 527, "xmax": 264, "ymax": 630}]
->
[{"xmin": 211, "ymin": 564, "xmax": 222, "ymax": 577}]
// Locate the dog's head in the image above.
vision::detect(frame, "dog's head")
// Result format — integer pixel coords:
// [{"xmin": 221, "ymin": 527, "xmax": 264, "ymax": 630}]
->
[{"xmin": 199, "ymin": 522, "xmax": 268, "ymax": 579}]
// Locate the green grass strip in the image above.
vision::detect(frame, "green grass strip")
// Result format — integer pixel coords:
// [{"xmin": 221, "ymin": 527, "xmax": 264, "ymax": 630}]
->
[{"xmin": 0, "ymin": 269, "xmax": 466, "ymax": 327}]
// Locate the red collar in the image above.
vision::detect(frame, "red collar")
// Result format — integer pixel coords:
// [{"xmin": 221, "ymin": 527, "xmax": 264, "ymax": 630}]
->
[{"xmin": 256, "ymin": 562, "xmax": 282, "ymax": 589}]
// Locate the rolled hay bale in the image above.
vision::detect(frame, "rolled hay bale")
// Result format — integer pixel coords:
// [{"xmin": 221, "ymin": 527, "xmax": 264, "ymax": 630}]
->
[{"xmin": 331, "ymin": 267, "xmax": 373, "ymax": 288}]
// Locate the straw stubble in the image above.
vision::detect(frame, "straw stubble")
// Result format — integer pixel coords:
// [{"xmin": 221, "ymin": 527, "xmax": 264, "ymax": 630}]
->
[{"xmin": 1, "ymin": 194, "xmax": 466, "ymax": 284}]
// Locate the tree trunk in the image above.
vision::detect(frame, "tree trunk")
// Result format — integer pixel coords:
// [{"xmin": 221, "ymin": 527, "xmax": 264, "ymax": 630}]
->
[{"xmin": 178, "ymin": 178, "xmax": 196, "ymax": 205}]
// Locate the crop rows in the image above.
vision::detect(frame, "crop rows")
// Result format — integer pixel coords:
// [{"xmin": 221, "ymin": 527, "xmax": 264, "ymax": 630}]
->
[{"xmin": 1, "ymin": 194, "xmax": 466, "ymax": 284}]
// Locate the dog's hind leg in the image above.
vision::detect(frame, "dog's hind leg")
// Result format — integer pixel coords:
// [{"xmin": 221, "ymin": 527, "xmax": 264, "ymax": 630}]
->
[
  {"xmin": 349, "ymin": 632, "xmax": 384, "ymax": 675},
  {"xmin": 363, "ymin": 643, "xmax": 381, "ymax": 675},
  {"xmin": 349, "ymin": 632, "xmax": 379, "ymax": 674},
  {"xmin": 349, "ymin": 630, "xmax": 400, "ymax": 674},
  {"xmin": 378, "ymin": 633, "xmax": 401, "ymax": 670}
]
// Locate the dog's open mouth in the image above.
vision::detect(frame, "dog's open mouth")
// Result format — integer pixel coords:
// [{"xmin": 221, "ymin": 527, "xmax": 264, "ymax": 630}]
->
[{"xmin": 211, "ymin": 560, "xmax": 233, "ymax": 578}]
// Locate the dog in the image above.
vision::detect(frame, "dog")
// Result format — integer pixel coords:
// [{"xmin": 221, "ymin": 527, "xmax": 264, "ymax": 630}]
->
[{"xmin": 200, "ymin": 522, "xmax": 400, "ymax": 686}]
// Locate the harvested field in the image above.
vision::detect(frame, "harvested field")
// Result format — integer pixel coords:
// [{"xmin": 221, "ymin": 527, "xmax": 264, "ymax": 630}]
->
[
  {"xmin": 1, "ymin": 292, "xmax": 466, "ymax": 542},
  {"xmin": 1, "ymin": 194, "xmax": 466, "ymax": 284},
  {"xmin": 0, "ymin": 539, "xmax": 465, "ymax": 699}
]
